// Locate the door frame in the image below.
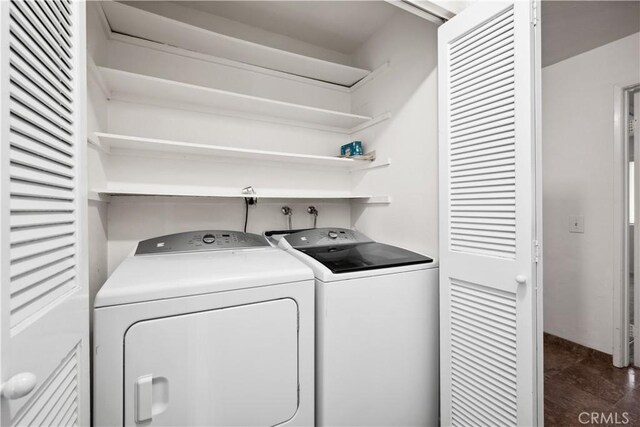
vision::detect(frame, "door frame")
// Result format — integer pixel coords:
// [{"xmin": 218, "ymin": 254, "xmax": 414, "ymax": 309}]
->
[{"xmin": 612, "ymin": 82, "xmax": 640, "ymax": 367}]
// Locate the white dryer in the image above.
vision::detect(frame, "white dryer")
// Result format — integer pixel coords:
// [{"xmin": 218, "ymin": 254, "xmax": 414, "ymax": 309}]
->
[
  {"xmin": 271, "ymin": 228, "xmax": 439, "ymax": 427},
  {"xmin": 93, "ymin": 231, "xmax": 314, "ymax": 427}
]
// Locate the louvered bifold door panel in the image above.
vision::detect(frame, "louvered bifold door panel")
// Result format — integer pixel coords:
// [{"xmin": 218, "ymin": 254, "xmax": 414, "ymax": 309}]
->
[
  {"xmin": 438, "ymin": 2, "xmax": 540, "ymax": 427},
  {"xmin": 1, "ymin": 1, "xmax": 86, "ymax": 426},
  {"xmin": 449, "ymin": 6, "xmax": 516, "ymax": 260},
  {"xmin": 8, "ymin": 0, "xmax": 77, "ymax": 330}
]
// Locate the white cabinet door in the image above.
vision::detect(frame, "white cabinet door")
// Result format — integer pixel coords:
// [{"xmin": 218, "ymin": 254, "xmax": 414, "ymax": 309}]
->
[
  {"xmin": 0, "ymin": 1, "xmax": 89, "ymax": 425},
  {"xmin": 438, "ymin": 2, "xmax": 542, "ymax": 426},
  {"xmin": 124, "ymin": 299, "xmax": 299, "ymax": 426}
]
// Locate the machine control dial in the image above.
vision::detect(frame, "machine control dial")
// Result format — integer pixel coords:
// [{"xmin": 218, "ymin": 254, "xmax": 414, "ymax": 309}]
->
[
  {"xmin": 328, "ymin": 231, "xmax": 338, "ymax": 239},
  {"xmin": 202, "ymin": 234, "xmax": 216, "ymax": 244}
]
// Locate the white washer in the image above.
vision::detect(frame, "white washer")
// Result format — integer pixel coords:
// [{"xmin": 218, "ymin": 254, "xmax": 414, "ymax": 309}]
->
[
  {"xmin": 272, "ymin": 228, "xmax": 439, "ymax": 427},
  {"xmin": 93, "ymin": 231, "xmax": 315, "ymax": 427}
]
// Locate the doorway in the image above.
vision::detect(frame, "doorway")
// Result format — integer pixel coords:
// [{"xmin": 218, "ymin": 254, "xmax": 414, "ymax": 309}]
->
[
  {"xmin": 540, "ymin": 1, "xmax": 640, "ymax": 424},
  {"xmin": 612, "ymin": 83, "xmax": 640, "ymax": 368},
  {"xmin": 543, "ymin": 81, "xmax": 640, "ymax": 427}
]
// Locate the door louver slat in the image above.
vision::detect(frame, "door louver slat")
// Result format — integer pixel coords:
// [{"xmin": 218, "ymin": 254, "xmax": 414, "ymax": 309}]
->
[
  {"xmin": 10, "ymin": 1, "xmax": 72, "ymax": 72},
  {"xmin": 11, "ymin": 117, "xmax": 75, "ymax": 158},
  {"xmin": 448, "ymin": 6, "xmax": 516, "ymax": 260},
  {"xmin": 10, "ymin": 234, "xmax": 76, "ymax": 262},
  {"xmin": 11, "ymin": 344, "xmax": 80, "ymax": 426},
  {"xmin": 450, "ymin": 280, "xmax": 517, "ymax": 427},
  {"xmin": 10, "ymin": 243, "xmax": 74, "ymax": 277},
  {"xmin": 8, "ymin": 0, "xmax": 77, "ymax": 333},
  {"xmin": 10, "ymin": 99, "xmax": 73, "ymax": 144},
  {"xmin": 22, "ymin": 0, "xmax": 72, "ymax": 56}
]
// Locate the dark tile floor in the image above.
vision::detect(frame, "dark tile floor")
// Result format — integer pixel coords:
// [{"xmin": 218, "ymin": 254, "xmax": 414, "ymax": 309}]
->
[{"xmin": 545, "ymin": 334, "xmax": 640, "ymax": 426}]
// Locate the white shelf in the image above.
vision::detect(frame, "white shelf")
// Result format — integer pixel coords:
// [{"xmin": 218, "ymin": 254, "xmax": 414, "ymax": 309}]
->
[
  {"xmin": 98, "ymin": 67, "xmax": 373, "ymax": 131},
  {"xmin": 100, "ymin": 1, "xmax": 370, "ymax": 87},
  {"xmin": 92, "ymin": 132, "xmax": 376, "ymax": 169},
  {"xmin": 90, "ymin": 184, "xmax": 385, "ymax": 202}
]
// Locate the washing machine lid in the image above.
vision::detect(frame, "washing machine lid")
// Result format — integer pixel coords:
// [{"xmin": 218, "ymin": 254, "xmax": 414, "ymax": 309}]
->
[
  {"xmin": 95, "ymin": 247, "xmax": 313, "ymax": 308},
  {"xmin": 277, "ymin": 228, "xmax": 433, "ymax": 274},
  {"xmin": 297, "ymin": 242, "xmax": 433, "ymax": 274}
]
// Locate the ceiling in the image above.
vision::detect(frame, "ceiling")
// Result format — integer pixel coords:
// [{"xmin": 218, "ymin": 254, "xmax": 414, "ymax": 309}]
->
[
  {"xmin": 174, "ymin": 1, "xmax": 398, "ymax": 55},
  {"xmin": 541, "ymin": 1, "xmax": 640, "ymax": 67}
]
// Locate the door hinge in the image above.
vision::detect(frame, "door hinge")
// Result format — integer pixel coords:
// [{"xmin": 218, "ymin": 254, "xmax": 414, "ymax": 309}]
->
[
  {"xmin": 532, "ymin": 2, "xmax": 539, "ymax": 27},
  {"xmin": 533, "ymin": 240, "xmax": 540, "ymax": 263}
]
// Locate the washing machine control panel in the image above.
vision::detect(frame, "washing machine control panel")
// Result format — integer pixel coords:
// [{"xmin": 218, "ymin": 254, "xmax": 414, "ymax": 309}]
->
[
  {"xmin": 135, "ymin": 231, "xmax": 269, "ymax": 255},
  {"xmin": 284, "ymin": 227, "xmax": 373, "ymax": 248}
]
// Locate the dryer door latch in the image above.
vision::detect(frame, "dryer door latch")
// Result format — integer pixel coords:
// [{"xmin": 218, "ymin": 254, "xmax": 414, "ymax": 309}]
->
[{"xmin": 135, "ymin": 375, "xmax": 169, "ymax": 423}]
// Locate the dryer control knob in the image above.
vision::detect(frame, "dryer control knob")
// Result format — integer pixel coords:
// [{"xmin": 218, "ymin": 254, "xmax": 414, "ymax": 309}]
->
[
  {"xmin": 328, "ymin": 231, "xmax": 338, "ymax": 239},
  {"xmin": 202, "ymin": 234, "xmax": 216, "ymax": 244}
]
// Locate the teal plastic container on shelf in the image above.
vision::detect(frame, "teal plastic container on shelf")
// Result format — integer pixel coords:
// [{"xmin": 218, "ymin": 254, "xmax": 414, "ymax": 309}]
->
[{"xmin": 341, "ymin": 141, "xmax": 363, "ymax": 157}]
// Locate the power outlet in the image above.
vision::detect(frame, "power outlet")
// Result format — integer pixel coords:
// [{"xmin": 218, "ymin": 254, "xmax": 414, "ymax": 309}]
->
[{"xmin": 569, "ymin": 215, "xmax": 584, "ymax": 233}]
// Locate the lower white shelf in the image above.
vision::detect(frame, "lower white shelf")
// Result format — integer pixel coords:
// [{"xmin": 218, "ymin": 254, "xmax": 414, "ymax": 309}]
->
[{"xmin": 90, "ymin": 185, "xmax": 390, "ymax": 204}]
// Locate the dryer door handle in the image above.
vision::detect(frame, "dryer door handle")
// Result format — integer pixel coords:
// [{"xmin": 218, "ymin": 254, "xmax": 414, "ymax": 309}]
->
[
  {"xmin": 135, "ymin": 375, "xmax": 154, "ymax": 423},
  {"xmin": 135, "ymin": 375, "xmax": 169, "ymax": 423}
]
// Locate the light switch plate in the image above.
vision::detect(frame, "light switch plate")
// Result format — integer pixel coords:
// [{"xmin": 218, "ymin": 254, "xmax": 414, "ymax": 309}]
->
[{"xmin": 569, "ymin": 215, "xmax": 584, "ymax": 233}]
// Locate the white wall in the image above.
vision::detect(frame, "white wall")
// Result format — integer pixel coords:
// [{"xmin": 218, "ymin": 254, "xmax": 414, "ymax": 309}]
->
[
  {"xmin": 121, "ymin": 0, "xmax": 353, "ymax": 66},
  {"xmin": 543, "ymin": 33, "xmax": 640, "ymax": 353},
  {"xmin": 350, "ymin": 11, "xmax": 439, "ymax": 257},
  {"xmin": 87, "ymin": 3, "xmax": 109, "ymax": 309},
  {"xmin": 106, "ymin": 197, "xmax": 351, "ymax": 274}
]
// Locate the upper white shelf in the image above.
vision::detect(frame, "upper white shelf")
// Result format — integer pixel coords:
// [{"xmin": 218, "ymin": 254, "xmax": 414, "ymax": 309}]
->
[
  {"xmin": 93, "ymin": 132, "xmax": 370, "ymax": 169},
  {"xmin": 100, "ymin": 1, "xmax": 371, "ymax": 87},
  {"xmin": 98, "ymin": 67, "xmax": 373, "ymax": 131}
]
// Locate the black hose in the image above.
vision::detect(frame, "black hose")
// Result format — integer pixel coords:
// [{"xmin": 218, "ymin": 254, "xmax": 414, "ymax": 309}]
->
[{"xmin": 243, "ymin": 198, "xmax": 249, "ymax": 232}]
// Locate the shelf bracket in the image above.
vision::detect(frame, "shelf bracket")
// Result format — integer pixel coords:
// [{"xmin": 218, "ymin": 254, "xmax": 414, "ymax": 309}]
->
[
  {"xmin": 350, "ymin": 157, "xmax": 391, "ymax": 173},
  {"xmin": 349, "ymin": 112, "xmax": 392, "ymax": 134},
  {"xmin": 352, "ymin": 196, "xmax": 392, "ymax": 205}
]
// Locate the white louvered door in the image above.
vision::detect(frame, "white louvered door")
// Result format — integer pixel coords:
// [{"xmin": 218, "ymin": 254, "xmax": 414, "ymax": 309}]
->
[
  {"xmin": 438, "ymin": 2, "xmax": 542, "ymax": 426},
  {"xmin": 0, "ymin": 1, "xmax": 88, "ymax": 425}
]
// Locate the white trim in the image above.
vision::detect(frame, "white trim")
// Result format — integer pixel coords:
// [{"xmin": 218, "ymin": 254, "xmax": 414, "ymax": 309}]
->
[
  {"xmin": 74, "ymin": 3, "xmax": 90, "ymax": 424},
  {"xmin": 533, "ymin": 1, "xmax": 544, "ymax": 421},
  {"xmin": 612, "ymin": 82, "xmax": 640, "ymax": 368},
  {"xmin": 384, "ymin": 0, "xmax": 448, "ymax": 24},
  {"xmin": 633, "ymin": 91, "xmax": 640, "ymax": 368},
  {"xmin": 0, "ymin": 3, "xmax": 10, "ymax": 423}
]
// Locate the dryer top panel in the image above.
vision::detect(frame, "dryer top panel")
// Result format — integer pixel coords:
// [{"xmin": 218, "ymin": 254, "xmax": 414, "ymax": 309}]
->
[
  {"xmin": 95, "ymin": 247, "xmax": 313, "ymax": 308},
  {"xmin": 136, "ymin": 230, "xmax": 268, "ymax": 255}
]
